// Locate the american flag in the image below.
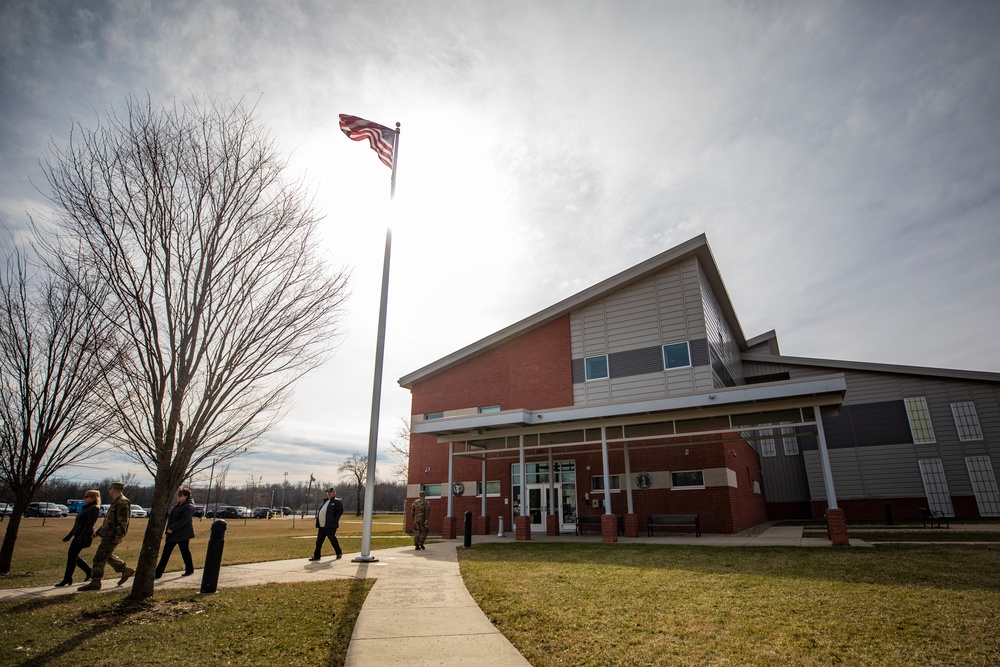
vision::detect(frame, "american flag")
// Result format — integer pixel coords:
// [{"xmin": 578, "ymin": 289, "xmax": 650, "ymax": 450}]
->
[{"xmin": 339, "ymin": 114, "xmax": 395, "ymax": 168}]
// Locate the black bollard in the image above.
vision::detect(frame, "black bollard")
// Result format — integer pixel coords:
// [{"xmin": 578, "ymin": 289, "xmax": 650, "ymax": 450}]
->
[
  {"xmin": 464, "ymin": 510, "xmax": 473, "ymax": 548},
  {"xmin": 884, "ymin": 503, "xmax": 894, "ymax": 526},
  {"xmin": 200, "ymin": 519, "xmax": 227, "ymax": 593}
]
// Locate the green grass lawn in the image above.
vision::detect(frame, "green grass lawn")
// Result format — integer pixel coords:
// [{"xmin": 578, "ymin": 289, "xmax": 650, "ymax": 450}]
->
[
  {"xmin": 1, "ymin": 514, "xmax": 409, "ymax": 589},
  {"xmin": 458, "ymin": 543, "xmax": 1000, "ymax": 667}
]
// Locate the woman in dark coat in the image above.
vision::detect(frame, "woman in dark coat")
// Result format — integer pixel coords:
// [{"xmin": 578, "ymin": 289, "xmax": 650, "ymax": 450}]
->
[
  {"xmin": 55, "ymin": 489, "xmax": 100, "ymax": 586},
  {"xmin": 155, "ymin": 487, "xmax": 196, "ymax": 578}
]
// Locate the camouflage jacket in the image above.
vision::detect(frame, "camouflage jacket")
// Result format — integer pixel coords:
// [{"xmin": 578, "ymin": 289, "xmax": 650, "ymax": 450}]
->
[
  {"xmin": 411, "ymin": 498, "xmax": 430, "ymax": 523},
  {"xmin": 97, "ymin": 494, "xmax": 131, "ymax": 541}
]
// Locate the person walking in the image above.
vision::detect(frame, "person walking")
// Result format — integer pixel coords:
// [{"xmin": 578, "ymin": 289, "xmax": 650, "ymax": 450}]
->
[
  {"xmin": 411, "ymin": 490, "xmax": 430, "ymax": 550},
  {"xmin": 155, "ymin": 487, "xmax": 196, "ymax": 579},
  {"xmin": 309, "ymin": 488, "xmax": 343, "ymax": 561},
  {"xmin": 78, "ymin": 481, "xmax": 133, "ymax": 591},
  {"xmin": 55, "ymin": 489, "xmax": 100, "ymax": 587}
]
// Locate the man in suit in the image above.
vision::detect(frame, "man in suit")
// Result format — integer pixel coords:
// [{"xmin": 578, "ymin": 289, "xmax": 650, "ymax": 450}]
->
[{"xmin": 309, "ymin": 488, "xmax": 343, "ymax": 561}]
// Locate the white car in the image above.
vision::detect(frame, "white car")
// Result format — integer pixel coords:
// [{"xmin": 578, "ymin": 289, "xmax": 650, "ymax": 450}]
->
[{"xmin": 130, "ymin": 506, "xmax": 147, "ymax": 518}]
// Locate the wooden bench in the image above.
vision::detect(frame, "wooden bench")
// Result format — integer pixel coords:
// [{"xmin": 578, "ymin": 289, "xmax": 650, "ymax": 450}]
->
[
  {"xmin": 920, "ymin": 507, "xmax": 949, "ymax": 529},
  {"xmin": 647, "ymin": 513, "xmax": 701, "ymax": 537},
  {"xmin": 575, "ymin": 514, "xmax": 624, "ymax": 536}
]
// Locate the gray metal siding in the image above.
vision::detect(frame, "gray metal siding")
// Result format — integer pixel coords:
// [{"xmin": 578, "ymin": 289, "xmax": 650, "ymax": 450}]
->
[{"xmin": 760, "ymin": 449, "xmax": 811, "ymax": 502}]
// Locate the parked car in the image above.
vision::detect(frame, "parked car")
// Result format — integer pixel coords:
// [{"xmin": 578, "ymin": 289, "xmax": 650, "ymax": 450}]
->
[
  {"xmin": 25, "ymin": 502, "xmax": 63, "ymax": 517},
  {"xmin": 130, "ymin": 506, "xmax": 147, "ymax": 518},
  {"xmin": 193, "ymin": 505, "xmax": 205, "ymax": 518},
  {"xmin": 206, "ymin": 505, "xmax": 241, "ymax": 519},
  {"xmin": 55, "ymin": 504, "xmax": 70, "ymax": 517},
  {"xmin": 252, "ymin": 507, "xmax": 273, "ymax": 519},
  {"xmin": 0, "ymin": 502, "xmax": 13, "ymax": 516}
]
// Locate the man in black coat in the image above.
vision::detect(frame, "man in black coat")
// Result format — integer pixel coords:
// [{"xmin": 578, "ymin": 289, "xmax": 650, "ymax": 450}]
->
[{"xmin": 309, "ymin": 488, "xmax": 343, "ymax": 561}]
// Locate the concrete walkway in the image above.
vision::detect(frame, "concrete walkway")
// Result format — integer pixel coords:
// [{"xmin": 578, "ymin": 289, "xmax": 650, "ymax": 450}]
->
[{"xmin": 0, "ymin": 525, "xmax": 870, "ymax": 666}]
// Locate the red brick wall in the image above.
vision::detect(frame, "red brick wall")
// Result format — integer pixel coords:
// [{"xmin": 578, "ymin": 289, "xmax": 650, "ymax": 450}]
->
[{"xmin": 809, "ymin": 495, "xmax": 983, "ymax": 522}]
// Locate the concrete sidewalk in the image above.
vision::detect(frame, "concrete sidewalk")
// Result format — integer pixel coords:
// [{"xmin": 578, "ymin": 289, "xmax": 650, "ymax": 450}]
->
[{"xmin": 0, "ymin": 525, "xmax": 868, "ymax": 666}]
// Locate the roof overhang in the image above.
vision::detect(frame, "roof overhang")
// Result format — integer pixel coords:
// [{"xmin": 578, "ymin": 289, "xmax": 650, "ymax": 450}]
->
[{"xmin": 413, "ymin": 374, "xmax": 847, "ymax": 445}]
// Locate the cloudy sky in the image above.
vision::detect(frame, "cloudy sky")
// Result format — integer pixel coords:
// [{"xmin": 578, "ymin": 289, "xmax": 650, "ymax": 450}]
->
[{"xmin": 2, "ymin": 1, "xmax": 998, "ymax": 489}]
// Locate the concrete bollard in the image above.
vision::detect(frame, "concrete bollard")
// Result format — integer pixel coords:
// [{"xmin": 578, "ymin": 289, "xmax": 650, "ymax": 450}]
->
[
  {"xmin": 464, "ymin": 510, "xmax": 473, "ymax": 548},
  {"xmin": 200, "ymin": 519, "xmax": 227, "ymax": 593},
  {"xmin": 497, "ymin": 515, "xmax": 505, "ymax": 537}
]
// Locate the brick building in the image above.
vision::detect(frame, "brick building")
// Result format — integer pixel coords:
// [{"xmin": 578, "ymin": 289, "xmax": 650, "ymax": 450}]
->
[{"xmin": 399, "ymin": 234, "xmax": 1000, "ymax": 543}]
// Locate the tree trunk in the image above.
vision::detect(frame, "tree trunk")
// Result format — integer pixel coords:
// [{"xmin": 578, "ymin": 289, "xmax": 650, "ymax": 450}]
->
[
  {"xmin": 0, "ymin": 502, "xmax": 27, "ymax": 573},
  {"xmin": 128, "ymin": 469, "xmax": 184, "ymax": 599}
]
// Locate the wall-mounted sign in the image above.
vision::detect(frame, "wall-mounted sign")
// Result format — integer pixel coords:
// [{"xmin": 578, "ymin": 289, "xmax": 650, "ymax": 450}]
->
[
  {"xmin": 636, "ymin": 472, "xmax": 652, "ymax": 489},
  {"xmin": 452, "ymin": 482, "xmax": 465, "ymax": 496}
]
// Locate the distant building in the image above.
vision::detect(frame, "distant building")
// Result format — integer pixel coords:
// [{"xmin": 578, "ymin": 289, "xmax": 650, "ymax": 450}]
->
[{"xmin": 399, "ymin": 234, "xmax": 1000, "ymax": 541}]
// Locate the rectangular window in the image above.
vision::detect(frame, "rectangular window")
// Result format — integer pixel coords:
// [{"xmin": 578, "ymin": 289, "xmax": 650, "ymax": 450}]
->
[
  {"xmin": 965, "ymin": 456, "xmax": 1000, "ymax": 517},
  {"xmin": 585, "ymin": 355, "xmax": 609, "ymax": 381},
  {"xmin": 590, "ymin": 474, "xmax": 620, "ymax": 491},
  {"xmin": 420, "ymin": 484, "xmax": 442, "ymax": 498},
  {"xmin": 781, "ymin": 426, "xmax": 799, "ymax": 455},
  {"xmin": 671, "ymin": 470, "xmax": 705, "ymax": 489},
  {"xmin": 951, "ymin": 402, "xmax": 983, "ymax": 441},
  {"xmin": 478, "ymin": 405, "xmax": 501, "ymax": 414},
  {"xmin": 904, "ymin": 397, "xmax": 936, "ymax": 444},
  {"xmin": 917, "ymin": 458, "xmax": 954, "ymax": 516},
  {"xmin": 662, "ymin": 341, "xmax": 692, "ymax": 369},
  {"xmin": 476, "ymin": 481, "xmax": 501, "ymax": 496},
  {"xmin": 758, "ymin": 427, "xmax": 776, "ymax": 457},
  {"xmin": 424, "ymin": 412, "xmax": 443, "ymax": 420}
]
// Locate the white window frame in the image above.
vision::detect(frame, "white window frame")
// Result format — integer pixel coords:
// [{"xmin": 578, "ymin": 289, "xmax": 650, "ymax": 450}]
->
[
  {"xmin": 424, "ymin": 412, "xmax": 443, "ymax": 420},
  {"xmin": 584, "ymin": 354, "xmax": 609, "ymax": 381},
  {"xmin": 590, "ymin": 474, "xmax": 620, "ymax": 492},
  {"xmin": 951, "ymin": 402, "xmax": 983, "ymax": 442},
  {"xmin": 781, "ymin": 426, "xmax": 799, "ymax": 455},
  {"xmin": 917, "ymin": 458, "xmax": 954, "ymax": 516},
  {"xmin": 662, "ymin": 341, "xmax": 692, "ymax": 370},
  {"xmin": 759, "ymin": 428, "xmax": 776, "ymax": 457},
  {"xmin": 905, "ymin": 397, "xmax": 937, "ymax": 444},
  {"xmin": 670, "ymin": 470, "xmax": 705, "ymax": 490},
  {"xmin": 420, "ymin": 483, "xmax": 443, "ymax": 499},
  {"xmin": 965, "ymin": 456, "xmax": 1000, "ymax": 517},
  {"xmin": 476, "ymin": 480, "xmax": 501, "ymax": 497}
]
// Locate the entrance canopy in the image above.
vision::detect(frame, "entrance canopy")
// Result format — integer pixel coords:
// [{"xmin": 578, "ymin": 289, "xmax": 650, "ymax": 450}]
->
[{"xmin": 413, "ymin": 374, "xmax": 849, "ymax": 523}]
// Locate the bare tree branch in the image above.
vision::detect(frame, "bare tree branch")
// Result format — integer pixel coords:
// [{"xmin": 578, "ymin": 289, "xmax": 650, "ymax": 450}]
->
[{"xmin": 37, "ymin": 95, "xmax": 350, "ymax": 598}]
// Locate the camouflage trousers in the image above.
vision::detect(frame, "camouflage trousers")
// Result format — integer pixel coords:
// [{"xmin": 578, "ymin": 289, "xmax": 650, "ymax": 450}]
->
[
  {"xmin": 413, "ymin": 518, "xmax": 428, "ymax": 547},
  {"xmin": 90, "ymin": 536, "xmax": 128, "ymax": 580}
]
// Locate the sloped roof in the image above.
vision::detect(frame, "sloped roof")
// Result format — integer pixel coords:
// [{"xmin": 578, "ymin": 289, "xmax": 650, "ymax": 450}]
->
[
  {"xmin": 742, "ymin": 352, "xmax": 1000, "ymax": 384},
  {"xmin": 399, "ymin": 233, "xmax": 747, "ymax": 388}
]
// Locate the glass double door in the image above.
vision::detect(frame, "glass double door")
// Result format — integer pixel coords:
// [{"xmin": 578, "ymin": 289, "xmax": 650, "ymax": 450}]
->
[{"xmin": 518, "ymin": 483, "xmax": 576, "ymax": 532}]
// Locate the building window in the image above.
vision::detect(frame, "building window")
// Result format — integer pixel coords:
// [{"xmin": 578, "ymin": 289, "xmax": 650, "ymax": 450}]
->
[
  {"xmin": 585, "ymin": 355, "xmax": 609, "ymax": 381},
  {"xmin": 478, "ymin": 405, "xmax": 501, "ymax": 414},
  {"xmin": 671, "ymin": 470, "xmax": 705, "ymax": 489},
  {"xmin": 951, "ymin": 402, "xmax": 983, "ymax": 441},
  {"xmin": 591, "ymin": 474, "xmax": 620, "ymax": 491},
  {"xmin": 758, "ymin": 428, "xmax": 776, "ymax": 457},
  {"xmin": 421, "ymin": 484, "xmax": 442, "ymax": 498},
  {"xmin": 904, "ymin": 397, "xmax": 936, "ymax": 444},
  {"xmin": 781, "ymin": 427, "xmax": 799, "ymax": 455},
  {"xmin": 662, "ymin": 342, "xmax": 691, "ymax": 370},
  {"xmin": 424, "ymin": 412, "xmax": 443, "ymax": 420},
  {"xmin": 476, "ymin": 481, "xmax": 501, "ymax": 497}
]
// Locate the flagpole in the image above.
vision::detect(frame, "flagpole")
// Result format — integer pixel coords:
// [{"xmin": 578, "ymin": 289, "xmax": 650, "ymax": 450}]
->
[{"xmin": 354, "ymin": 122, "xmax": 400, "ymax": 563}]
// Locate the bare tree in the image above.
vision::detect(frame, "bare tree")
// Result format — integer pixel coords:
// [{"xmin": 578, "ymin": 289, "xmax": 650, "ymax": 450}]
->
[
  {"xmin": 0, "ymin": 239, "xmax": 117, "ymax": 573},
  {"xmin": 386, "ymin": 416, "xmax": 411, "ymax": 482},
  {"xmin": 39, "ymin": 96, "xmax": 350, "ymax": 599},
  {"xmin": 338, "ymin": 453, "xmax": 368, "ymax": 517}
]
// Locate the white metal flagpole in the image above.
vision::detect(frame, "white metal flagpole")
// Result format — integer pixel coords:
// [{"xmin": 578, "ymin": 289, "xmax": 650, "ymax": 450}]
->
[{"xmin": 354, "ymin": 123, "xmax": 400, "ymax": 563}]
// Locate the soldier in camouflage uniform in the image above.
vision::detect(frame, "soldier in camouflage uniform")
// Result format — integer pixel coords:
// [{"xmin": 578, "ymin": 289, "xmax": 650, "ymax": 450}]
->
[
  {"xmin": 78, "ymin": 482, "xmax": 134, "ymax": 591},
  {"xmin": 411, "ymin": 491, "xmax": 430, "ymax": 550}
]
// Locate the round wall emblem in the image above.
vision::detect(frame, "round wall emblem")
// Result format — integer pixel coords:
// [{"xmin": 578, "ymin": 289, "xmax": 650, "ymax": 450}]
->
[
  {"xmin": 636, "ymin": 472, "xmax": 652, "ymax": 489},
  {"xmin": 452, "ymin": 482, "xmax": 465, "ymax": 496}
]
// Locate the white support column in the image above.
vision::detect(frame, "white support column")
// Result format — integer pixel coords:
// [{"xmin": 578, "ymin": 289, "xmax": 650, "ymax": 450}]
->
[
  {"xmin": 624, "ymin": 442, "xmax": 634, "ymax": 515},
  {"xmin": 813, "ymin": 405, "xmax": 839, "ymax": 510},
  {"xmin": 547, "ymin": 448, "xmax": 555, "ymax": 515},
  {"xmin": 447, "ymin": 442, "xmax": 455, "ymax": 517},
  {"xmin": 481, "ymin": 453, "xmax": 487, "ymax": 518},
  {"xmin": 601, "ymin": 426, "xmax": 612, "ymax": 514},
  {"xmin": 519, "ymin": 435, "xmax": 527, "ymax": 521}
]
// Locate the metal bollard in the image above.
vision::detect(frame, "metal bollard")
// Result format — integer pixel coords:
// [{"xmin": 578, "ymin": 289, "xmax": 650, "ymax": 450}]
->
[
  {"xmin": 497, "ymin": 515, "xmax": 505, "ymax": 537},
  {"xmin": 200, "ymin": 519, "xmax": 227, "ymax": 593},
  {"xmin": 464, "ymin": 510, "xmax": 473, "ymax": 548},
  {"xmin": 884, "ymin": 503, "xmax": 894, "ymax": 526}
]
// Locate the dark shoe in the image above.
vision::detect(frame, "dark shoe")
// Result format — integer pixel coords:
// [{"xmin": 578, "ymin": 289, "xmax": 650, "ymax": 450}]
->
[
  {"xmin": 83, "ymin": 572, "xmax": 92, "ymax": 581},
  {"xmin": 308, "ymin": 557, "xmax": 321, "ymax": 562},
  {"xmin": 55, "ymin": 580, "xmax": 72, "ymax": 587},
  {"xmin": 415, "ymin": 545, "xmax": 420, "ymax": 550},
  {"xmin": 117, "ymin": 567, "xmax": 135, "ymax": 586},
  {"xmin": 182, "ymin": 570, "xmax": 194, "ymax": 576},
  {"xmin": 335, "ymin": 554, "xmax": 342, "ymax": 560},
  {"xmin": 78, "ymin": 580, "xmax": 101, "ymax": 591}
]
